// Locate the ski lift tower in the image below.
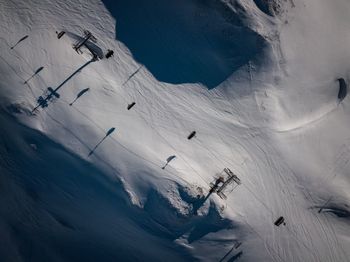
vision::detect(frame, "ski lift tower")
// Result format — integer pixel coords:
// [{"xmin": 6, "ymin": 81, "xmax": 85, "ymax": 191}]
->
[
  {"xmin": 209, "ymin": 168, "xmax": 241, "ymax": 200},
  {"xmin": 73, "ymin": 30, "xmax": 97, "ymax": 54}
]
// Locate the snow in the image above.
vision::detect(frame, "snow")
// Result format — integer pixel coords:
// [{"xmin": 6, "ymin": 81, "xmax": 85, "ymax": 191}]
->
[{"xmin": 0, "ymin": 0, "xmax": 350, "ymax": 261}]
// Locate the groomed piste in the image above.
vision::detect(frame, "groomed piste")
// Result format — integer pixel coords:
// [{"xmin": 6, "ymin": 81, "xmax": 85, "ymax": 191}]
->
[{"xmin": 0, "ymin": 0, "xmax": 350, "ymax": 261}]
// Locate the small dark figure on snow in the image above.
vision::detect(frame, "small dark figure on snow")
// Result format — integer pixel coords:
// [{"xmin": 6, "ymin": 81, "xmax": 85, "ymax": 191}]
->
[
  {"xmin": 127, "ymin": 102, "xmax": 136, "ymax": 110},
  {"xmin": 105, "ymin": 49, "xmax": 114, "ymax": 59},
  {"xmin": 56, "ymin": 31, "xmax": 65, "ymax": 39},
  {"xmin": 187, "ymin": 131, "xmax": 196, "ymax": 140},
  {"xmin": 274, "ymin": 216, "xmax": 286, "ymax": 226}
]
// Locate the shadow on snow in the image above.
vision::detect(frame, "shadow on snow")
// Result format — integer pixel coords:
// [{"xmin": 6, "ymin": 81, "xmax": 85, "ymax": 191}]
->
[
  {"xmin": 0, "ymin": 111, "xmax": 193, "ymax": 262},
  {"xmin": 102, "ymin": 0, "xmax": 266, "ymax": 89}
]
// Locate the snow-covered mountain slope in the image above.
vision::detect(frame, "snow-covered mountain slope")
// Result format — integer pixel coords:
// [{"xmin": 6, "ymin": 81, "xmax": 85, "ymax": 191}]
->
[{"xmin": 0, "ymin": 0, "xmax": 349, "ymax": 261}]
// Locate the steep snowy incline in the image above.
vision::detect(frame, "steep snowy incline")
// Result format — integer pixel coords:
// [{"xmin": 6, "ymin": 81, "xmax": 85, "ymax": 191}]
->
[
  {"xmin": 0, "ymin": 0, "xmax": 350, "ymax": 261},
  {"xmin": 0, "ymin": 111, "xmax": 193, "ymax": 262}
]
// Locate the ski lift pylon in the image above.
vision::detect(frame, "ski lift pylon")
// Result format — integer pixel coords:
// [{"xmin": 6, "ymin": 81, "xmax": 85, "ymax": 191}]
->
[{"xmin": 209, "ymin": 168, "xmax": 241, "ymax": 200}]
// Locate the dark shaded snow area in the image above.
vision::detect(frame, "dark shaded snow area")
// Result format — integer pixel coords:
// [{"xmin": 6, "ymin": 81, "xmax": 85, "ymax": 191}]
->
[
  {"xmin": 0, "ymin": 111, "xmax": 195, "ymax": 262},
  {"xmin": 253, "ymin": 0, "xmax": 286, "ymax": 16},
  {"xmin": 0, "ymin": 110, "xmax": 236, "ymax": 262},
  {"xmin": 2, "ymin": 0, "xmax": 350, "ymax": 260},
  {"xmin": 103, "ymin": 0, "xmax": 266, "ymax": 88}
]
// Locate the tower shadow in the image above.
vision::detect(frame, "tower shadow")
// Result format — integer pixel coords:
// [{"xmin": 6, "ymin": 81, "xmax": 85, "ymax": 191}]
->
[
  {"xmin": 70, "ymin": 88, "xmax": 90, "ymax": 106},
  {"xmin": 10, "ymin": 35, "xmax": 28, "ymax": 49},
  {"xmin": 228, "ymin": 251, "xmax": 243, "ymax": 262},
  {"xmin": 88, "ymin": 127, "xmax": 116, "ymax": 156},
  {"xmin": 161, "ymin": 155, "xmax": 176, "ymax": 169},
  {"xmin": 33, "ymin": 57, "xmax": 96, "ymax": 112},
  {"xmin": 192, "ymin": 190, "xmax": 213, "ymax": 215},
  {"xmin": 122, "ymin": 65, "xmax": 143, "ymax": 86},
  {"xmin": 24, "ymin": 66, "xmax": 44, "ymax": 84}
]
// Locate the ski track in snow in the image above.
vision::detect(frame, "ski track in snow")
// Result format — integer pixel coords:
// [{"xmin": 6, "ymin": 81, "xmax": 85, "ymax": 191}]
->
[{"xmin": 1, "ymin": 0, "xmax": 350, "ymax": 261}]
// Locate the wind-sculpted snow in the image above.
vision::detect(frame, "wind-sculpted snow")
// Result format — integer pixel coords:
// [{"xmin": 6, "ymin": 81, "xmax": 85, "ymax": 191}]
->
[
  {"xmin": 102, "ymin": 0, "xmax": 266, "ymax": 89},
  {"xmin": 253, "ymin": 0, "xmax": 290, "ymax": 16},
  {"xmin": 143, "ymin": 184, "xmax": 234, "ymax": 240},
  {"xmin": 0, "ymin": 111, "xmax": 195, "ymax": 261},
  {"xmin": 1, "ymin": 0, "xmax": 350, "ymax": 261}
]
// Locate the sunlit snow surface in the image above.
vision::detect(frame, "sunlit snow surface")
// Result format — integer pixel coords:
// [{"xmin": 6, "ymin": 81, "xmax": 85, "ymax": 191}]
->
[{"xmin": 0, "ymin": 0, "xmax": 350, "ymax": 261}]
